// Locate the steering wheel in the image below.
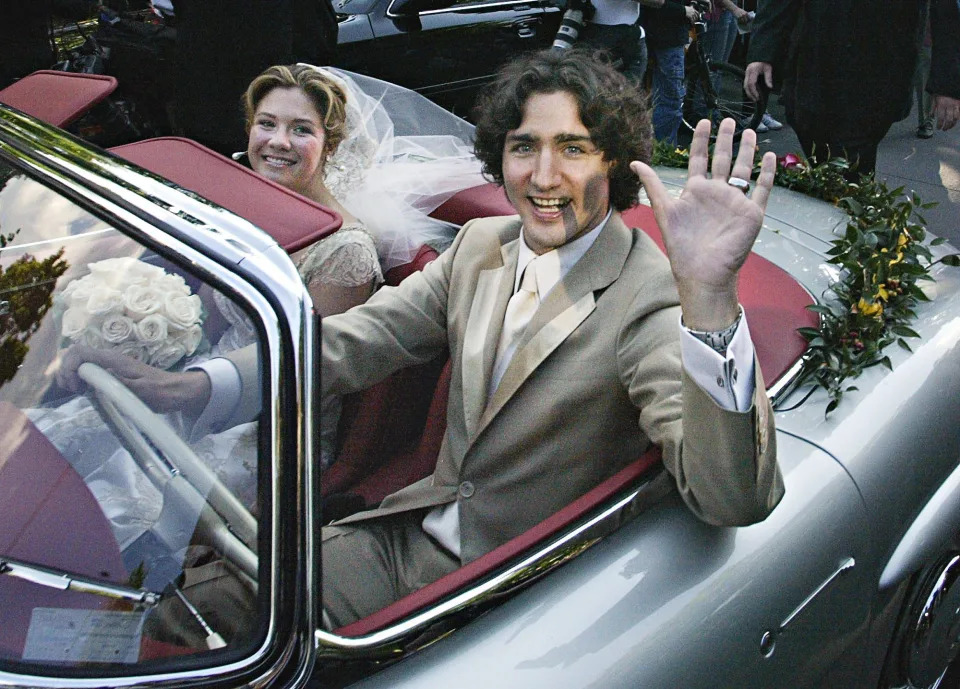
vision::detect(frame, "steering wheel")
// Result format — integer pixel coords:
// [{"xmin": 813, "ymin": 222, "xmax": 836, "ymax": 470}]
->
[{"xmin": 77, "ymin": 362, "xmax": 258, "ymax": 579}]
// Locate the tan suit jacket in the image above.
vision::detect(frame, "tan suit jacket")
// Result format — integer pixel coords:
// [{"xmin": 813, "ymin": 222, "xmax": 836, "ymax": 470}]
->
[{"xmin": 228, "ymin": 212, "xmax": 783, "ymax": 563}]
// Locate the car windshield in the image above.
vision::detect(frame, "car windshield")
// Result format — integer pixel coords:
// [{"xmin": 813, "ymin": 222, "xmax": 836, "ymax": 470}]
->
[{"xmin": 0, "ymin": 162, "xmax": 266, "ymax": 674}]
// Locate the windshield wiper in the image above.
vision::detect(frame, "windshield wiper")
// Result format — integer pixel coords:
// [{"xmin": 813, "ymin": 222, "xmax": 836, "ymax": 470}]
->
[{"xmin": 0, "ymin": 556, "xmax": 161, "ymax": 607}]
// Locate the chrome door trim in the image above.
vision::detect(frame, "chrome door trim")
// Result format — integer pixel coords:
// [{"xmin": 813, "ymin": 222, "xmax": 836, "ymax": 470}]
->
[{"xmin": 315, "ymin": 469, "xmax": 666, "ymax": 659}]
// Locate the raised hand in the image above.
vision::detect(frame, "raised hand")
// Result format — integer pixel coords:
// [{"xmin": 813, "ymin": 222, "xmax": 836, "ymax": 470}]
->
[
  {"xmin": 57, "ymin": 344, "xmax": 211, "ymax": 417},
  {"xmin": 630, "ymin": 118, "xmax": 777, "ymax": 330}
]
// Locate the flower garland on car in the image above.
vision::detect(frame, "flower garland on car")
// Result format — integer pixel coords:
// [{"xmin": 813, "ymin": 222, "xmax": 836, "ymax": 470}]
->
[
  {"xmin": 651, "ymin": 141, "xmax": 960, "ymax": 415},
  {"xmin": 55, "ymin": 257, "xmax": 205, "ymax": 370}
]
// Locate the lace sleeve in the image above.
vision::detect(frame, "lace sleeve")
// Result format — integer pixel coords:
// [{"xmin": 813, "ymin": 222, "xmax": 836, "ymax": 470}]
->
[{"xmin": 295, "ymin": 224, "xmax": 383, "ymax": 288}]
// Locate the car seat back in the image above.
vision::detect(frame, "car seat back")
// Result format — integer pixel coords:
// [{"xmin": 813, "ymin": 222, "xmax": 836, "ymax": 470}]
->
[
  {"xmin": 0, "ymin": 70, "xmax": 117, "ymax": 128},
  {"xmin": 109, "ymin": 137, "xmax": 340, "ymax": 253}
]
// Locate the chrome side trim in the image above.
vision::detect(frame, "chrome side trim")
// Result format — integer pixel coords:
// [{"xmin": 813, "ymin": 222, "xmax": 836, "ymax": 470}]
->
[
  {"xmin": 768, "ymin": 280, "xmax": 820, "ymax": 407},
  {"xmin": 315, "ymin": 470, "xmax": 665, "ymax": 659},
  {"xmin": 779, "ymin": 557, "xmax": 855, "ymax": 631}
]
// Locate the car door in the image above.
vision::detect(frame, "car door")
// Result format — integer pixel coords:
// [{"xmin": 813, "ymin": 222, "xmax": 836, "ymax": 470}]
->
[
  {"xmin": 0, "ymin": 106, "xmax": 316, "ymax": 689},
  {"xmin": 336, "ymin": 0, "xmax": 562, "ymax": 115}
]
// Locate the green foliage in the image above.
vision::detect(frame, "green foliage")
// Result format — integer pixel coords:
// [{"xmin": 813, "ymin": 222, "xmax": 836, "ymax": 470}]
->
[
  {"xmin": 647, "ymin": 143, "xmax": 960, "ymax": 415},
  {"xmin": 0, "ymin": 239, "xmax": 70, "ymax": 386},
  {"xmin": 769, "ymin": 154, "xmax": 959, "ymax": 414}
]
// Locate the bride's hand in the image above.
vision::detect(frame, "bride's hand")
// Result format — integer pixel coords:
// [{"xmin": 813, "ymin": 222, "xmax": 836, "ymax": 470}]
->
[{"xmin": 57, "ymin": 345, "xmax": 211, "ymax": 418}]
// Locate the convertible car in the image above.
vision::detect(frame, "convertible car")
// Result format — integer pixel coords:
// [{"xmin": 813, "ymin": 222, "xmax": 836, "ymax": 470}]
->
[{"xmin": 1, "ymin": 71, "xmax": 960, "ymax": 689}]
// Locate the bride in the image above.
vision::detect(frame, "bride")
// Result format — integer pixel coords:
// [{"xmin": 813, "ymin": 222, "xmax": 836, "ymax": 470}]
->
[
  {"xmin": 236, "ymin": 63, "xmax": 483, "ymax": 316},
  {"xmin": 35, "ymin": 66, "xmax": 486, "ymax": 582}
]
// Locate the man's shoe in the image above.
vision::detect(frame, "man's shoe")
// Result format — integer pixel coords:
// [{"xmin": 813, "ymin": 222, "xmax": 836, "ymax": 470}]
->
[
  {"xmin": 917, "ymin": 121, "xmax": 934, "ymax": 139},
  {"xmin": 760, "ymin": 113, "xmax": 783, "ymax": 130},
  {"xmin": 755, "ymin": 120, "xmax": 769, "ymax": 133}
]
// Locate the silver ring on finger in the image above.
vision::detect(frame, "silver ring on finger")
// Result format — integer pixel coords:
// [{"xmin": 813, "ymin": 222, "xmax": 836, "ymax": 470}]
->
[{"xmin": 727, "ymin": 176, "xmax": 751, "ymax": 194}]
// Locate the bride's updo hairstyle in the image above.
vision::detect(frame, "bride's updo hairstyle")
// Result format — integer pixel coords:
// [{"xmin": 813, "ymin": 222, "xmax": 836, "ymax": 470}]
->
[{"xmin": 243, "ymin": 64, "xmax": 350, "ymax": 158}]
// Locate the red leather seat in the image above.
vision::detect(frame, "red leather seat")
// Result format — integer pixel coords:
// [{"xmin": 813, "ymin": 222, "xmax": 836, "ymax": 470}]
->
[
  {"xmin": 0, "ymin": 70, "xmax": 117, "ymax": 128},
  {"xmin": 324, "ymin": 246, "xmax": 445, "ymax": 504}
]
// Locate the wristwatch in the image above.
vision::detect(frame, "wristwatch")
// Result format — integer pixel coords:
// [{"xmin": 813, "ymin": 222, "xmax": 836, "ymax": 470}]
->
[{"xmin": 685, "ymin": 306, "xmax": 743, "ymax": 353}]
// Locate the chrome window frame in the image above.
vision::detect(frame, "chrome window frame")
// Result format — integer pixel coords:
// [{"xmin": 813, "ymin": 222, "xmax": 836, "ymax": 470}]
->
[
  {"xmin": 386, "ymin": 0, "xmax": 548, "ymax": 19},
  {"xmin": 0, "ymin": 105, "xmax": 316, "ymax": 689}
]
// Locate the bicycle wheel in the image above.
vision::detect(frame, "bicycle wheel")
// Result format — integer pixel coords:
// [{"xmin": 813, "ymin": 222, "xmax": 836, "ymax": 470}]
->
[{"xmin": 682, "ymin": 61, "xmax": 767, "ymax": 140}]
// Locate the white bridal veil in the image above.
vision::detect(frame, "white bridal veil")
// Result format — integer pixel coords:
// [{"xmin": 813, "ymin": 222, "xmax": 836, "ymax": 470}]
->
[{"xmin": 307, "ymin": 65, "xmax": 486, "ymax": 271}]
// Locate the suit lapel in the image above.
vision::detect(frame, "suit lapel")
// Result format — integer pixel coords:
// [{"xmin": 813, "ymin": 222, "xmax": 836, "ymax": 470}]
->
[
  {"xmin": 474, "ymin": 213, "xmax": 635, "ymax": 439},
  {"xmin": 461, "ymin": 240, "xmax": 519, "ymax": 441}
]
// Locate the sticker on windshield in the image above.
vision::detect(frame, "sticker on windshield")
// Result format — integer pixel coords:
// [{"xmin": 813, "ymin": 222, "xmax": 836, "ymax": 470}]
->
[{"xmin": 22, "ymin": 608, "xmax": 145, "ymax": 663}]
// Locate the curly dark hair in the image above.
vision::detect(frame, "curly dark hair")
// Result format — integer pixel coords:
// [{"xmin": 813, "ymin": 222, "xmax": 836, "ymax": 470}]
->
[{"xmin": 472, "ymin": 48, "xmax": 652, "ymax": 212}]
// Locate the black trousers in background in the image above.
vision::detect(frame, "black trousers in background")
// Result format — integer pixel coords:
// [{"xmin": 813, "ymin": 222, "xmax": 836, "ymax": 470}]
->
[
  {"xmin": 580, "ymin": 22, "xmax": 648, "ymax": 86},
  {"xmin": 793, "ymin": 124, "xmax": 892, "ymax": 179}
]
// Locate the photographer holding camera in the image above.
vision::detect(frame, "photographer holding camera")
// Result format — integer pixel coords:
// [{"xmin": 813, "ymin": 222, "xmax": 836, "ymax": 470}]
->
[{"xmin": 553, "ymin": 0, "xmax": 664, "ymax": 85}]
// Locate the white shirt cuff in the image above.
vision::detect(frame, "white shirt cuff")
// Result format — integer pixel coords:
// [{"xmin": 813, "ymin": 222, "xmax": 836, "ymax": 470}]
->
[
  {"xmin": 679, "ymin": 312, "xmax": 756, "ymax": 412},
  {"xmin": 184, "ymin": 357, "xmax": 242, "ymax": 441}
]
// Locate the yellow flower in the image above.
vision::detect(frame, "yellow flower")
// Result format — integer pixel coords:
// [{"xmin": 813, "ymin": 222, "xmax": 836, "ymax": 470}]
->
[
  {"xmin": 876, "ymin": 285, "xmax": 890, "ymax": 301},
  {"xmin": 889, "ymin": 251, "xmax": 904, "ymax": 267},
  {"xmin": 857, "ymin": 298, "xmax": 883, "ymax": 317},
  {"xmin": 897, "ymin": 233, "xmax": 909, "ymax": 248}
]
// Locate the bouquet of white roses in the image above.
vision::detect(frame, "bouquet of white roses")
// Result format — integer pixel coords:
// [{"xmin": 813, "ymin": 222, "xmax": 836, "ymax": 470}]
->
[{"xmin": 56, "ymin": 257, "xmax": 204, "ymax": 370}]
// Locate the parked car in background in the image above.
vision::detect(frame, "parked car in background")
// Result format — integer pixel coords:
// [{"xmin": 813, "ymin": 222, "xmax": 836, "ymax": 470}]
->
[
  {"xmin": 334, "ymin": 0, "xmax": 563, "ymax": 116},
  {"xmin": 1, "ymin": 71, "xmax": 960, "ymax": 689}
]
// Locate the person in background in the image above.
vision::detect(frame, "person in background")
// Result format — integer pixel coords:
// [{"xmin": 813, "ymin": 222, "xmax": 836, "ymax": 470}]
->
[
  {"xmin": 744, "ymin": 0, "xmax": 960, "ymax": 178},
  {"xmin": 579, "ymin": 0, "xmax": 665, "ymax": 85},
  {"xmin": 701, "ymin": 0, "xmax": 781, "ymax": 132},
  {"xmin": 642, "ymin": 0, "xmax": 700, "ymax": 143}
]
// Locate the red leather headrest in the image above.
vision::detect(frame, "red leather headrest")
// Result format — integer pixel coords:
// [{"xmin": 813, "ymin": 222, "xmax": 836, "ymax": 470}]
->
[
  {"xmin": 110, "ymin": 137, "xmax": 341, "ymax": 253},
  {"xmin": 0, "ymin": 70, "xmax": 117, "ymax": 127}
]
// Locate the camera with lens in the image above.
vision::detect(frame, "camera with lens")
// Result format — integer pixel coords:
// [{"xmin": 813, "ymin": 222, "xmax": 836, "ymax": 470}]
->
[{"xmin": 551, "ymin": 0, "xmax": 596, "ymax": 51}]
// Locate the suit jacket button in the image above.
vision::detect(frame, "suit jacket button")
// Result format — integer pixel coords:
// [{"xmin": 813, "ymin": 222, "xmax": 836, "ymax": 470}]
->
[{"xmin": 459, "ymin": 481, "xmax": 475, "ymax": 498}]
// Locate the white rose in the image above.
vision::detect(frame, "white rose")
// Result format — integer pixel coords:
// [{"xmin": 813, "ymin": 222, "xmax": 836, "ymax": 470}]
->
[
  {"xmin": 81, "ymin": 325, "xmax": 105, "ymax": 349},
  {"xmin": 176, "ymin": 324, "xmax": 203, "ymax": 355},
  {"xmin": 150, "ymin": 341, "xmax": 188, "ymax": 370},
  {"xmin": 86, "ymin": 287, "xmax": 124, "ymax": 316},
  {"xmin": 101, "ymin": 313, "xmax": 135, "ymax": 344},
  {"xmin": 135, "ymin": 313, "xmax": 169, "ymax": 345},
  {"xmin": 157, "ymin": 273, "xmax": 191, "ymax": 296},
  {"xmin": 163, "ymin": 292, "xmax": 202, "ymax": 329},
  {"xmin": 66, "ymin": 278, "xmax": 96, "ymax": 308},
  {"xmin": 118, "ymin": 341, "xmax": 150, "ymax": 364},
  {"xmin": 124, "ymin": 284, "xmax": 164, "ymax": 319},
  {"xmin": 89, "ymin": 258, "xmax": 164, "ymax": 289},
  {"xmin": 61, "ymin": 307, "xmax": 89, "ymax": 340}
]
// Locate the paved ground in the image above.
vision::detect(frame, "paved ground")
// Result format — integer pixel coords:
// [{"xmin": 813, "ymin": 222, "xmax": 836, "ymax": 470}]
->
[{"xmin": 755, "ymin": 96, "xmax": 960, "ymax": 247}]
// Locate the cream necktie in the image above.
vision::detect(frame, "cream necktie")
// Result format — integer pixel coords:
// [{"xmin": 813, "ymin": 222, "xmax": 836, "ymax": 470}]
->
[{"xmin": 489, "ymin": 258, "xmax": 540, "ymax": 396}]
